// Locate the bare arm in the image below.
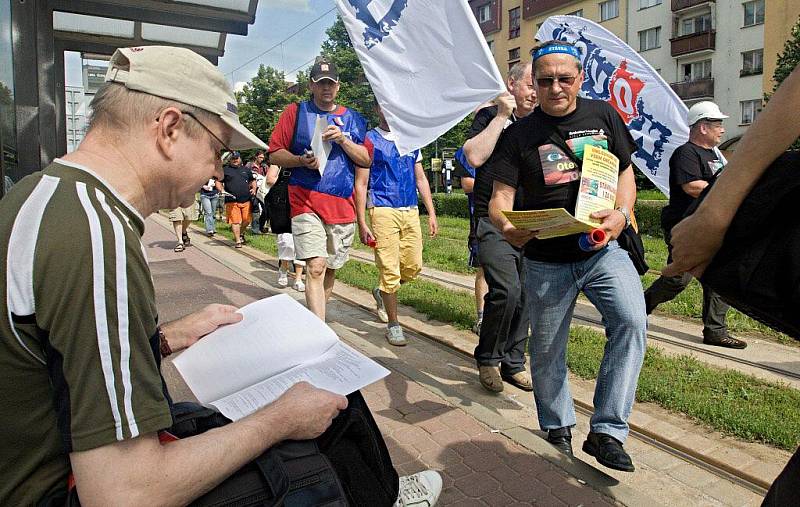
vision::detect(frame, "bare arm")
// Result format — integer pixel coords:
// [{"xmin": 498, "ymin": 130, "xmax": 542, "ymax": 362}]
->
[
  {"xmin": 664, "ymin": 65, "xmax": 800, "ymax": 277},
  {"xmin": 460, "ymin": 176, "xmax": 475, "ymax": 193},
  {"xmin": 586, "ymin": 166, "xmax": 636, "ymax": 248},
  {"xmin": 681, "ymin": 180, "xmax": 709, "ymax": 199},
  {"xmin": 462, "ymin": 93, "xmax": 515, "ymax": 168},
  {"xmin": 270, "ymin": 149, "xmax": 319, "ymax": 171},
  {"xmin": 71, "ymin": 383, "xmax": 347, "ymax": 507},
  {"xmin": 354, "ymin": 166, "xmax": 373, "ymax": 245},
  {"xmin": 489, "ymin": 180, "xmax": 535, "ymax": 248},
  {"xmin": 414, "ymin": 162, "xmax": 438, "ymax": 237},
  {"xmin": 265, "ymin": 165, "xmax": 280, "ymax": 186}
]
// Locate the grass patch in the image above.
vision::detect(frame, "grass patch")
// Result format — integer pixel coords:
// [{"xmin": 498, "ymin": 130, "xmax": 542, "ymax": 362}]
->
[
  {"xmin": 569, "ymin": 326, "xmax": 800, "ymax": 450},
  {"xmin": 638, "ymin": 189, "xmax": 667, "ymax": 200}
]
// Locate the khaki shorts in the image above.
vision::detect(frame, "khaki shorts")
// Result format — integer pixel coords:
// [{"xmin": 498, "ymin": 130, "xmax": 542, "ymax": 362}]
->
[
  {"xmin": 168, "ymin": 204, "xmax": 199, "ymax": 222},
  {"xmin": 292, "ymin": 213, "xmax": 354, "ymax": 270},
  {"xmin": 370, "ymin": 207, "xmax": 422, "ymax": 293}
]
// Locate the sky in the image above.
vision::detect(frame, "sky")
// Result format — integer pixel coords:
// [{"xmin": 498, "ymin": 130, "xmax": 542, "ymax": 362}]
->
[{"xmin": 65, "ymin": 0, "xmax": 340, "ymax": 90}]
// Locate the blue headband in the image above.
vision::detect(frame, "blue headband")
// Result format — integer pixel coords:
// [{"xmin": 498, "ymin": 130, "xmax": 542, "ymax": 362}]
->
[{"xmin": 532, "ymin": 44, "xmax": 581, "ymax": 62}]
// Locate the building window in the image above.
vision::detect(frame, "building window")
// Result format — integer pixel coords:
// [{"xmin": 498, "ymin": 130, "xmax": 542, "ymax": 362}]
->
[
  {"xmin": 477, "ymin": 3, "xmax": 492, "ymax": 23},
  {"xmin": 600, "ymin": 0, "xmax": 619, "ymax": 21},
  {"xmin": 741, "ymin": 99, "xmax": 762, "ymax": 124},
  {"xmin": 487, "ymin": 39, "xmax": 495, "ymax": 55},
  {"xmin": 639, "ymin": 0, "xmax": 662, "ymax": 9},
  {"xmin": 508, "ymin": 47, "xmax": 520, "ymax": 61},
  {"xmin": 743, "ymin": 0, "xmax": 765, "ymax": 27},
  {"xmin": 681, "ymin": 13, "xmax": 712, "ymax": 36},
  {"xmin": 566, "ymin": 9, "xmax": 584, "ymax": 17},
  {"xmin": 741, "ymin": 49, "xmax": 764, "ymax": 76},
  {"xmin": 509, "ymin": 7, "xmax": 521, "ymax": 39},
  {"xmin": 639, "ymin": 27, "xmax": 661, "ymax": 51},
  {"xmin": 681, "ymin": 59, "xmax": 712, "ymax": 82}
]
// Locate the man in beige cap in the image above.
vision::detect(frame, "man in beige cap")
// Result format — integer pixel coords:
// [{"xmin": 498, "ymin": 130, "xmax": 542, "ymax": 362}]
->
[{"xmin": 0, "ymin": 46, "xmax": 440, "ymax": 506}]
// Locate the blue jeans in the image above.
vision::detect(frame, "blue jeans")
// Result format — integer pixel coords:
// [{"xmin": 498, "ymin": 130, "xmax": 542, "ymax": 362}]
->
[
  {"xmin": 200, "ymin": 194, "xmax": 219, "ymax": 233},
  {"xmin": 525, "ymin": 242, "xmax": 647, "ymax": 443}
]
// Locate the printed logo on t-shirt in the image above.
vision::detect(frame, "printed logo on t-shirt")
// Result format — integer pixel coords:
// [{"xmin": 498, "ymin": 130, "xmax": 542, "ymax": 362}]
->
[
  {"xmin": 538, "ymin": 134, "xmax": 609, "ymax": 186},
  {"xmin": 708, "ymin": 159, "xmax": 724, "ymax": 174}
]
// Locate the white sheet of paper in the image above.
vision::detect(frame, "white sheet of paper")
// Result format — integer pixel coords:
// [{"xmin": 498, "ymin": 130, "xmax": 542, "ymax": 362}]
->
[
  {"xmin": 209, "ymin": 341, "xmax": 390, "ymax": 421},
  {"xmin": 311, "ymin": 115, "xmax": 332, "ymax": 176},
  {"xmin": 172, "ymin": 294, "xmax": 338, "ymax": 404}
]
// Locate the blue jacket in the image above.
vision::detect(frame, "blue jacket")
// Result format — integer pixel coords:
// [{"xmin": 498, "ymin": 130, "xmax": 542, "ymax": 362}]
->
[
  {"xmin": 366, "ymin": 129, "xmax": 420, "ymax": 208},
  {"xmin": 289, "ymin": 101, "xmax": 367, "ymax": 199}
]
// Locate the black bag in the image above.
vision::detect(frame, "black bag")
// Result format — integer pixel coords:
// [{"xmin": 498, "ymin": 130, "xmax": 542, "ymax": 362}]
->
[
  {"xmin": 265, "ymin": 168, "xmax": 293, "ymax": 235},
  {"xmin": 687, "ymin": 152, "xmax": 800, "ymax": 339},
  {"xmin": 547, "ymin": 131, "xmax": 650, "ymax": 275},
  {"xmin": 170, "ymin": 402, "xmax": 348, "ymax": 507}
]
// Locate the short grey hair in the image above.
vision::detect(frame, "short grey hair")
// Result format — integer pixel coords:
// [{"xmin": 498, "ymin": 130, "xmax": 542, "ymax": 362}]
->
[
  {"xmin": 87, "ymin": 82, "xmax": 216, "ymax": 140},
  {"xmin": 508, "ymin": 61, "xmax": 532, "ymax": 82}
]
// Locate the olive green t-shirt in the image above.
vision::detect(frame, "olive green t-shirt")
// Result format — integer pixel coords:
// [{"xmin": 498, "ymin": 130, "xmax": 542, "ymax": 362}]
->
[{"xmin": 0, "ymin": 160, "xmax": 173, "ymax": 504}]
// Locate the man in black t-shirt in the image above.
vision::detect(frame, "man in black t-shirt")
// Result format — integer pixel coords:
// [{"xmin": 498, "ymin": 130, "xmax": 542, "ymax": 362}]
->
[
  {"xmin": 217, "ymin": 152, "xmax": 256, "ymax": 247},
  {"xmin": 486, "ymin": 41, "xmax": 646, "ymax": 472},
  {"xmin": 460, "ymin": 61, "xmax": 536, "ymax": 394},
  {"xmin": 645, "ymin": 102, "xmax": 745, "ymax": 349}
]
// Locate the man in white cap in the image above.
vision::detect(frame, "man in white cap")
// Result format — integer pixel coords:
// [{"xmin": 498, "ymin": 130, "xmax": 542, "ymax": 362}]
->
[
  {"xmin": 645, "ymin": 101, "xmax": 746, "ymax": 349},
  {"xmin": 0, "ymin": 46, "xmax": 440, "ymax": 506}
]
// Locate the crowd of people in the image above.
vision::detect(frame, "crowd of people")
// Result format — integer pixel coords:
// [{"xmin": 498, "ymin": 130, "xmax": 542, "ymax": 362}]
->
[{"xmin": 1, "ymin": 34, "xmax": 797, "ymax": 505}]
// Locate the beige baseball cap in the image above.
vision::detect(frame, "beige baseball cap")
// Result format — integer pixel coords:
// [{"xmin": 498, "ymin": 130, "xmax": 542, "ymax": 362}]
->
[{"xmin": 104, "ymin": 46, "xmax": 266, "ymax": 150}]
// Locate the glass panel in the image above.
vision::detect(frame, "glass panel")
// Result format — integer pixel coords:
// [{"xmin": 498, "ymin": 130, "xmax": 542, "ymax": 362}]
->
[
  {"xmin": 0, "ymin": 0, "xmax": 17, "ymax": 191},
  {"xmin": 53, "ymin": 11, "xmax": 135, "ymax": 38},
  {"xmin": 177, "ymin": 0, "xmax": 250, "ymax": 12},
  {"xmin": 141, "ymin": 23, "xmax": 221, "ymax": 48}
]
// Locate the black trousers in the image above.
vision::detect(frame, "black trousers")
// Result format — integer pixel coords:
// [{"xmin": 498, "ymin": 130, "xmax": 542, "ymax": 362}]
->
[
  {"xmin": 762, "ymin": 446, "xmax": 800, "ymax": 506},
  {"xmin": 644, "ymin": 229, "xmax": 730, "ymax": 338},
  {"xmin": 474, "ymin": 217, "xmax": 528, "ymax": 374}
]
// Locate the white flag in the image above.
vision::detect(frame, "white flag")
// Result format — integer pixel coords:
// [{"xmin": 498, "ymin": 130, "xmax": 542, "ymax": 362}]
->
[
  {"xmin": 335, "ymin": 0, "xmax": 506, "ymax": 155},
  {"xmin": 537, "ymin": 16, "xmax": 690, "ymax": 196}
]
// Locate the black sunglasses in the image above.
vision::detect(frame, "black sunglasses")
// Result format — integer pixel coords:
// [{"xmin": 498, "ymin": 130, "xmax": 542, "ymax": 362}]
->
[
  {"xmin": 535, "ymin": 75, "xmax": 579, "ymax": 88},
  {"xmin": 156, "ymin": 110, "xmax": 232, "ymax": 156}
]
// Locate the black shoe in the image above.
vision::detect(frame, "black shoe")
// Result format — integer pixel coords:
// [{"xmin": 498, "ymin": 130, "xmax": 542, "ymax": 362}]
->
[
  {"xmin": 547, "ymin": 427, "xmax": 573, "ymax": 456},
  {"xmin": 703, "ymin": 334, "xmax": 747, "ymax": 349},
  {"xmin": 182, "ymin": 233, "xmax": 190, "ymax": 247},
  {"xmin": 582, "ymin": 432, "xmax": 635, "ymax": 472}
]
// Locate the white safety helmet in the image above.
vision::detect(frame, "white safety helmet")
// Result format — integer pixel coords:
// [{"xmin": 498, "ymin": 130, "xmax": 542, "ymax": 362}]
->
[{"xmin": 687, "ymin": 101, "xmax": 729, "ymax": 126}]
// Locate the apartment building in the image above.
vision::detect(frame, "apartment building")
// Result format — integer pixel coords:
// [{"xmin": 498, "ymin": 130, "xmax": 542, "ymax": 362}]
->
[{"xmin": 469, "ymin": 0, "xmax": 797, "ymax": 140}]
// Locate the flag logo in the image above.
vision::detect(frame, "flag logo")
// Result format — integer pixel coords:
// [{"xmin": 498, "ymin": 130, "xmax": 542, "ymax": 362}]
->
[{"xmin": 347, "ymin": 0, "xmax": 409, "ymax": 48}]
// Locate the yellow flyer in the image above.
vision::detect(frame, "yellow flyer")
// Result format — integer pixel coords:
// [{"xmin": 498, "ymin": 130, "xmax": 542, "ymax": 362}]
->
[{"xmin": 502, "ymin": 145, "xmax": 619, "ymax": 239}]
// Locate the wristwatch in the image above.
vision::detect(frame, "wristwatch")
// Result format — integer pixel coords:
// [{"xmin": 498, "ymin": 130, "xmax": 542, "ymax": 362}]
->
[
  {"xmin": 615, "ymin": 206, "xmax": 632, "ymax": 229},
  {"xmin": 158, "ymin": 326, "xmax": 173, "ymax": 357}
]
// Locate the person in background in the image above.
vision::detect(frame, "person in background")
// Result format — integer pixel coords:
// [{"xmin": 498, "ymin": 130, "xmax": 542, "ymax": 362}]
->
[
  {"xmin": 200, "ymin": 176, "xmax": 220, "ymax": 237},
  {"xmin": 355, "ymin": 101, "xmax": 438, "ymax": 346},
  {"xmin": 644, "ymin": 101, "xmax": 744, "ymax": 349},
  {"xmin": 217, "ymin": 151, "xmax": 256, "ymax": 248},
  {"xmin": 268, "ymin": 57, "xmax": 371, "ymax": 321},
  {"xmin": 663, "ymin": 64, "xmax": 800, "ymax": 507},
  {"xmin": 453, "ymin": 148, "xmax": 488, "ymax": 336},
  {"xmin": 265, "ymin": 163, "xmax": 306, "ymax": 293},
  {"xmin": 168, "ymin": 202, "xmax": 199, "ymax": 252},
  {"xmin": 462, "ymin": 61, "xmax": 536, "ymax": 394}
]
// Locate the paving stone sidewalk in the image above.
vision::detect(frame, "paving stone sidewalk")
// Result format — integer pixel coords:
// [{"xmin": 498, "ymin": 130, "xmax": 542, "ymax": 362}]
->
[{"xmin": 145, "ymin": 219, "xmax": 617, "ymax": 506}]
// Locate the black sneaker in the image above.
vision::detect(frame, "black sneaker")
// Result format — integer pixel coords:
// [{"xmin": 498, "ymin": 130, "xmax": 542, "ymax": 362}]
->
[
  {"xmin": 703, "ymin": 334, "xmax": 747, "ymax": 349},
  {"xmin": 182, "ymin": 233, "xmax": 191, "ymax": 247},
  {"xmin": 547, "ymin": 427, "xmax": 573, "ymax": 456},
  {"xmin": 582, "ymin": 432, "xmax": 635, "ymax": 472}
]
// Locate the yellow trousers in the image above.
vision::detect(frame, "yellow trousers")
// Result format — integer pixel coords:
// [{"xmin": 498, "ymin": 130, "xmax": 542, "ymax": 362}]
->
[{"xmin": 369, "ymin": 207, "xmax": 423, "ymax": 294}]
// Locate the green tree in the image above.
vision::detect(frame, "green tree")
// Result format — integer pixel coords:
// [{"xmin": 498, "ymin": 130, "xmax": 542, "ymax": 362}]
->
[
  {"xmin": 235, "ymin": 64, "xmax": 299, "ymax": 156},
  {"xmin": 769, "ymin": 15, "xmax": 800, "ymax": 149}
]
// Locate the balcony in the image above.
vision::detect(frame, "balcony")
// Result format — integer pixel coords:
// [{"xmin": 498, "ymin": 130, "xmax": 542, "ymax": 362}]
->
[
  {"xmin": 670, "ymin": 30, "xmax": 715, "ymax": 57},
  {"xmin": 671, "ymin": 0, "xmax": 714, "ymax": 11},
  {"xmin": 670, "ymin": 78, "xmax": 714, "ymax": 100}
]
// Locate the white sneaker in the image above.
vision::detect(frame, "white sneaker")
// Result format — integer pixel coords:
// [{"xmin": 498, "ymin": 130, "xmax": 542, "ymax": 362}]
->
[
  {"xmin": 394, "ymin": 470, "xmax": 442, "ymax": 507},
  {"xmin": 293, "ymin": 279, "xmax": 305, "ymax": 292},
  {"xmin": 373, "ymin": 287, "xmax": 389, "ymax": 323},
  {"xmin": 277, "ymin": 268, "xmax": 289, "ymax": 287},
  {"xmin": 385, "ymin": 325, "xmax": 407, "ymax": 347}
]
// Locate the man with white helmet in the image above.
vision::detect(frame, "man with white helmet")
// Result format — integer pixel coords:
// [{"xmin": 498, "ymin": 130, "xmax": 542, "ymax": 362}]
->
[{"xmin": 645, "ymin": 101, "xmax": 746, "ymax": 349}]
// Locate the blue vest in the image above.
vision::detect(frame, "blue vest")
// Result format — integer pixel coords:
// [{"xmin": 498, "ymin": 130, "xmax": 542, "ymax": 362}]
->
[
  {"xmin": 366, "ymin": 129, "xmax": 419, "ymax": 208},
  {"xmin": 288, "ymin": 101, "xmax": 367, "ymax": 199}
]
